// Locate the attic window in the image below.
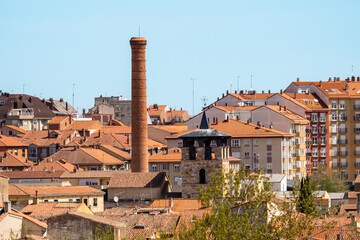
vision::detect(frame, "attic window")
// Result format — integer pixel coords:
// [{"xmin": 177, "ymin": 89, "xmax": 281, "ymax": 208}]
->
[
  {"xmin": 23, "ymin": 138, "xmax": 29, "ymax": 141},
  {"xmin": 353, "ymin": 88, "xmax": 356, "ymax": 90},
  {"xmin": 0, "ymin": 100, "xmax": 5, "ymax": 105},
  {"xmin": 39, "ymin": 138, "xmax": 45, "ymax": 140},
  {"xmin": 324, "ymin": 89, "xmax": 329, "ymax": 92}
]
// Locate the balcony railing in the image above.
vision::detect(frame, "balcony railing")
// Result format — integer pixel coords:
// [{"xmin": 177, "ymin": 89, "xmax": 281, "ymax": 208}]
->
[
  {"xmin": 306, "ymin": 153, "xmax": 312, "ymax": 157},
  {"xmin": 8, "ymin": 108, "xmax": 34, "ymax": 116},
  {"xmin": 340, "ymin": 128, "xmax": 347, "ymax": 133},
  {"xmin": 320, "ymin": 118, "xmax": 326, "ymax": 122},
  {"xmin": 341, "ymin": 163, "xmax": 348, "ymax": 168},
  {"xmin": 340, "ymin": 140, "xmax": 348, "ymax": 144},
  {"xmin": 340, "ymin": 151, "xmax": 347, "ymax": 156},
  {"xmin": 332, "ymin": 152, "xmax": 338, "ymax": 156}
]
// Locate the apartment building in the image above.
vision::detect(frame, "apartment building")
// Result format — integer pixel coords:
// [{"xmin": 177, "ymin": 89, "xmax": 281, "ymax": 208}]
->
[
  {"xmin": 167, "ymin": 118, "xmax": 295, "ymax": 179},
  {"xmin": 94, "ymin": 95, "xmax": 131, "ymax": 125},
  {"xmin": 267, "ymin": 92, "xmax": 329, "ymax": 171},
  {"xmin": 285, "ymin": 76, "xmax": 360, "ymax": 181},
  {"xmin": 0, "ymin": 93, "xmax": 55, "ymax": 131}
]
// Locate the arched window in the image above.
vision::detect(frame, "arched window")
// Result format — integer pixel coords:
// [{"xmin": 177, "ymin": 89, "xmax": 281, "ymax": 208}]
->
[{"xmin": 199, "ymin": 169, "xmax": 206, "ymax": 184}]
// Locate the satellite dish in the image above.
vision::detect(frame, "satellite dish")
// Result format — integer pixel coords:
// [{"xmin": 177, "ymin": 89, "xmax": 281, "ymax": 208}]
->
[{"xmin": 114, "ymin": 196, "xmax": 119, "ymax": 203}]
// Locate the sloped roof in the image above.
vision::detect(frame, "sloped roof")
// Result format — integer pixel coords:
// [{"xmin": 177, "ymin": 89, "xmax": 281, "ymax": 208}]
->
[
  {"xmin": 256, "ymin": 105, "xmax": 309, "ymax": 123},
  {"xmin": 43, "ymin": 147, "xmax": 125, "ymax": 166},
  {"xmin": 100, "ymin": 145, "xmax": 131, "ymax": 160},
  {"xmin": 9, "ymin": 184, "xmax": 105, "ymax": 197},
  {"xmin": 21, "ymin": 130, "xmax": 75, "ymax": 146},
  {"xmin": 0, "ymin": 152, "xmax": 30, "ymax": 167},
  {"xmin": 20, "ymin": 202, "xmax": 85, "ymax": 220},
  {"xmin": 108, "ymin": 172, "xmax": 167, "ymax": 188},
  {"xmin": 0, "ymin": 94, "xmax": 55, "ymax": 119},
  {"xmin": 149, "ymin": 125, "xmax": 188, "ymax": 134},
  {"xmin": 101, "ymin": 126, "xmax": 131, "ymax": 134},
  {"xmin": 60, "ymin": 170, "xmax": 124, "ymax": 179},
  {"xmin": 65, "ymin": 120, "xmax": 103, "ymax": 131},
  {"xmin": 5, "ymin": 125, "xmax": 27, "ymax": 134},
  {"xmin": 48, "ymin": 116, "xmax": 69, "ymax": 124},
  {"xmin": 1, "ymin": 170, "xmax": 63, "ymax": 179},
  {"xmin": 29, "ymin": 159, "xmax": 81, "ymax": 172},
  {"xmin": 148, "ymin": 148, "xmax": 182, "ymax": 163},
  {"xmin": 10, "ymin": 208, "xmax": 48, "ymax": 229},
  {"xmin": 0, "ymin": 135, "xmax": 29, "ymax": 147}
]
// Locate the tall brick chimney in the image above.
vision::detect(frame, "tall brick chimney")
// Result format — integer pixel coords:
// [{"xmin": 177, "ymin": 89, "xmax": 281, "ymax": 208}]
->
[{"xmin": 130, "ymin": 37, "xmax": 148, "ymax": 172}]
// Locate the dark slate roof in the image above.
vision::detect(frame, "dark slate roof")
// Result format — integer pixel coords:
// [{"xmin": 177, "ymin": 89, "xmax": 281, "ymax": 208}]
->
[
  {"xmin": 179, "ymin": 129, "xmax": 231, "ymax": 138},
  {"xmin": 0, "ymin": 94, "xmax": 55, "ymax": 119},
  {"xmin": 199, "ymin": 111, "xmax": 210, "ymax": 129}
]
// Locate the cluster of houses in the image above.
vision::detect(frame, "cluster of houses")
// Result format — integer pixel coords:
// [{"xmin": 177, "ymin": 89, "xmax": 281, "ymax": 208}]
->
[{"xmin": 1, "ymin": 75, "xmax": 360, "ymax": 239}]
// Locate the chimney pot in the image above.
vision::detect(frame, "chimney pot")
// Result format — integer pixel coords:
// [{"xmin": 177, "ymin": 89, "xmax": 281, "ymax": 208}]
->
[
  {"xmin": 268, "ymin": 90, "xmax": 270, "ymax": 93},
  {"xmin": 280, "ymin": 89, "xmax": 283, "ymax": 94},
  {"xmin": 297, "ymin": 77, "xmax": 300, "ymax": 82}
]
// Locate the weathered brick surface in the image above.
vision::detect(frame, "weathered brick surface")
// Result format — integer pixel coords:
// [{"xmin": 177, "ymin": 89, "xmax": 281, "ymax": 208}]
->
[
  {"xmin": 182, "ymin": 146, "xmax": 230, "ymax": 198},
  {"xmin": 130, "ymin": 37, "xmax": 148, "ymax": 173}
]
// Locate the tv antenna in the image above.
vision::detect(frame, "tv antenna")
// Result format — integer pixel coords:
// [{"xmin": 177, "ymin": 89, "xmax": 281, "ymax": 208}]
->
[
  {"xmin": 72, "ymin": 83, "xmax": 75, "ymax": 110},
  {"xmin": 250, "ymin": 75, "xmax": 254, "ymax": 90},
  {"xmin": 201, "ymin": 96, "xmax": 208, "ymax": 107},
  {"xmin": 237, "ymin": 76, "xmax": 240, "ymax": 92},
  {"xmin": 23, "ymin": 84, "xmax": 25, "ymax": 94},
  {"xmin": 352, "ymin": 65, "xmax": 354, "ymax": 77},
  {"xmin": 190, "ymin": 78, "xmax": 197, "ymax": 116},
  {"xmin": 138, "ymin": 26, "xmax": 141, "ymax": 37}
]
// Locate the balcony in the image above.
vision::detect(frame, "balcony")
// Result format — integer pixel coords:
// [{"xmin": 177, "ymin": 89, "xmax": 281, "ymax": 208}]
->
[
  {"xmin": 354, "ymin": 116, "xmax": 360, "ymax": 121},
  {"xmin": 355, "ymin": 140, "xmax": 360, "ymax": 144},
  {"xmin": 340, "ymin": 151, "xmax": 347, "ymax": 156},
  {"xmin": 340, "ymin": 128, "xmax": 347, "ymax": 133},
  {"xmin": 354, "ymin": 105, "xmax": 360, "ymax": 110},
  {"xmin": 341, "ymin": 163, "xmax": 348, "ymax": 168},
  {"xmin": 8, "ymin": 108, "xmax": 34, "ymax": 119},
  {"xmin": 320, "ymin": 153, "xmax": 327, "ymax": 157},
  {"xmin": 339, "ymin": 140, "xmax": 347, "ymax": 145},
  {"xmin": 355, "ymin": 163, "xmax": 360, "ymax": 167}
]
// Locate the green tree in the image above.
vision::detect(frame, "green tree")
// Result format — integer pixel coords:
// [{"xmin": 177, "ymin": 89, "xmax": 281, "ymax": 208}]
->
[
  {"xmin": 297, "ymin": 175, "xmax": 315, "ymax": 214},
  {"xmin": 311, "ymin": 166, "xmax": 349, "ymax": 192},
  {"xmin": 177, "ymin": 168, "xmax": 334, "ymax": 240}
]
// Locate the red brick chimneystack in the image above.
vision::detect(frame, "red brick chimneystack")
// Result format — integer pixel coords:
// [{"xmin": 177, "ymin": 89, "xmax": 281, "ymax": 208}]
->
[{"xmin": 130, "ymin": 37, "xmax": 148, "ymax": 172}]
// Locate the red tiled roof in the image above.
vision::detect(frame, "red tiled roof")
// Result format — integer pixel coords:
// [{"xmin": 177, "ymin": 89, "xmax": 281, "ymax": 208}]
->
[
  {"xmin": 9, "ymin": 184, "xmax": 105, "ymax": 197},
  {"xmin": 29, "ymin": 159, "xmax": 82, "ymax": 172},
  {"xmin": 20, "ymin": 202, "xmax": 85, "ymax": 220},
  {"xmin": 1, "ymin": 171, "xmax": 63, "ymax": 179},
  {"xmin": 108, "ymin": 172, "xmax": 167, "ymax": 188},
  {"xmin": 65, "ymin": 120, "xmax": 103, "ymax": 131},
  {"xmin": 48, "ymin": 116, "xmax": 69, "ymax": 124},
  {"xmin": 0, "ymin": 152, "xmax": 30, "ymax": 167},
  {"xmin": 5, "ymin": 125, "xmax": 27, "ymax": 134},
  {"xmin": 0, "ymin": 135, "xmax": 29, "ymax": 147}
]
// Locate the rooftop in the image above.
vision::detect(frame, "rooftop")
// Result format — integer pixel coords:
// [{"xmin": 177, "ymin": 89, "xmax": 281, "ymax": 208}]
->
[{"xmin": 108, "ymin": 172, "xmax": 167, "ymax": 188}]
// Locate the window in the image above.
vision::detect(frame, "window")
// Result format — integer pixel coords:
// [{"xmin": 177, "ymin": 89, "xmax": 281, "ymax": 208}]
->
[
  {"xmin": 9, "ymin": 130, "xmax": 13, "ymax": 136},
  {"xmin": 267, "ymin": 162, "xmax": 272, "ymax": 169},
  {"xmin": 162, "ymin": 163, "xmax": 169, "ymax": 170},
  {"xmin": 253, "ymin": 139, "xmax": 259, "ymax": 146},
  {"xmin": 174, "ymin": 176, "xmax": 182, "ymax": 185},
  {"xmin": 312, "ymin": 136, "xmax": 318, "ymax": 145},
  {"xmin": 244, "ymin": 139, "xmax": 250, "ymax": 146},
  {"xmin": 266, "ymin": 139, "xmax": 272, "ymax": 146},
  {"xmin": 320, "ymin": 125, "xmax": 326, "ymax": 134},
  {"xmin": 84, "ymin": 199, "xmax": 88, "ymax": 206},
  {"xmin": 331, "ymin": 112, "xmax": 338, "ymax": 121},
  {"xmin": 177, "ymin": 140, "xmax": 183, "ymax": 147},
  {"xmin": 151, "ymin": 164, "xmax": 157, "ymax": 172},
  {"xmin": 76, "ymin": 199, "xmax": 81, "ymax": 203},
  {"xmin": 253, "ymin": 163, "xmax": 259, "ymax": 170},
  {"xmin": 210, "ymin": 140, "xmax": 217, "ymax": 147},
  {"xmin": 321, "ymin": 148, "xmax": 326, "ymax": 157},
  {"xmin": 331, "ymin": 101, "xmax": 337, "ymax": 109},
  {"xmin": 340, "ymin": 112, "xmax": 346, "ymax": 121},
  {"xmin": 320, "ymin": 136, "xmax": 326, "ymax": 145},
  {"xmin": 14, "ymin": 149, "xmax": 18, "ymax": 156},
  {"xmin": 267, "ymin": 151, "xmax": 272, "ymax": 158},
  {"xmin": 312, "ymin": 148, "xmax": 318, "ymax": 157},
  {"xmin": 199, "ymin": 169, "xmax": 206, "ymax": 184},
  {"xmin": 22, "ymin": 149, "xmax": 25, "ymax": 158},
  {"xmin": 312, "ymin": 113, "xmax": 318, "ymax": 122},
  {"xmin": 244, "ymin": 152, "xmax": 250, "ymax": 159},
  {"xmin": 174, "ymin": 164, "xmax": 180, "ymax": 172},
  {"xmin": 245, "ymin": 164, "xmax": 250, "ymax": 170},
  {"xmin": 320, "ymin": 113, "xmax": 326, "ymax": 122},
  {"xmin": 33, "ymin": 119, "xmax": 38, "ymax": 125},
  {"xmin": 231, "ymin": 139, "xmax": 240, "ymax": 147},
  {"xmin": 339, "ymin": 101, "xmax": 345, "ymax": 109},
  {"xmin": 312, "ymin": 125, "xmax": 318, "ymax": 134},
  {"xmin": 93, "ymin": 198, "xmax": 98, "ymax": 207}
]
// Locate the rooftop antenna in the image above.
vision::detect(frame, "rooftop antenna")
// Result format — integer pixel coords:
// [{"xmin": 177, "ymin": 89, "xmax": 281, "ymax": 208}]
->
[
  {"xmin": 237, "ymin": 76, "xmax": 240, "ymax": 93},
  {"xmin": 72, "ymin": 83, "xmax": 75, "ymax": 109},
  {"xmin": 190, "ymin": 78, "xmax": 197, "ymax": 116},
  {"xmin": 352, "ymin": 65, "xmax": 354, "ymax": 77},
  {"xmin": 250, "ymin": 75, "xmax": 254, "ymax": 90},
  {"xmin": 138, "ymin": 26, "xmax": 141, "ymax": 37},
  {"xmin": 22, "ymin": 84, "xmax": 25, "ymax": 94},
  {"xmin": 201, "ymin": 96, "xmax": 208, "ymax": 107},
  {"xmin": 230, "ymin": 84, "xmax": 233, "ymax": 93}
]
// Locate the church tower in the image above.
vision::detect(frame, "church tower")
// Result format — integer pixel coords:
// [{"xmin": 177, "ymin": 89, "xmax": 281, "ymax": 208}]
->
[{"xmin": 180, "ymin": 112, "xmax": 231, "ymax": 198}]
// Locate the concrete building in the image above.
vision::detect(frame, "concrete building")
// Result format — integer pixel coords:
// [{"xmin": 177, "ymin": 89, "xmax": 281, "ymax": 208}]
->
[
  {"xmin": 285, "ymin": 77, "xmax": 360, "ymax": 181},
  {"xmin": 0, "ymin": 93, "xmax": 55, "ymax": 131},
  {"xmin": 94, "ymin": 95, "xmax": 131, "ymax": 125},
  {"xmin": 47, "ymin": 211, "xmax": 125, "ymax": 240}
]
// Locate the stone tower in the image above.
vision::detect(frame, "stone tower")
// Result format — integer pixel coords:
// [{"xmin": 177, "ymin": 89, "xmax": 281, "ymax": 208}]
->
[
  {"xmin": 179, "ymin": 112, "xmax": 231, "ymax": 198},
  {"xmin": 130, "ymin": 37, "xmax": 148, "ymax": 172}
]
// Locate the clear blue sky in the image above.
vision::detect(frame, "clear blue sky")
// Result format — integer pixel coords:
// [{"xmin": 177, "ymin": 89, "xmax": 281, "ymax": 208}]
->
[{"xmin": 0, "ymin": 1, "xmax": 359, "ymax": 115}]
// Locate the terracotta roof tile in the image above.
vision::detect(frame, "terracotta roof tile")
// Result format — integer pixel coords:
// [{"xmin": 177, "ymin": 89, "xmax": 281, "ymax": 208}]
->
[
  {"xmin": 100, "ymin": 145, "xmax": 131, "ymax": 160},
  {"xmin": 1, "ymin": 171, "xmax": 63, "ymax": 179},
  {"xmin": 48, "ymin": 116, "xmax": 69, "ymax": 124},
  {"xmin": 10, "ymin": 208, "xmax": 48, "ymax": 229},
  {"xmin": 68, "ymin": 211, "xmax": 125, "ymax": 227},
  {"xmin": 108, "ymin": 172, "xmax": 167, "ymax": 188},
  {"xmin": 60, "ymin": 170, "xmax": 125, "ymax": 179},
  {"xmin": 9, "ymin": 184, "xmax": 105, "ymax": 197},
  {"xmin": 0, "ymin": 152, "xmax": 30, "ymax": 167},
  {"xmin": 21, "ymin": 130, "xmax": 75, "ymax": 146},
  {"xmin": 29, "ymin": 159, "xmax": 82, "ymax": 172},
  {"xmin": 5, "ymin": 125, "xmax": 27, "ymax": 134},
  {"xmin": 0, "ymin": 135, "xmax": 29, "ymax": 147},
  {"xmin": 151, "ymin": 199, "xmax": 203, "ymax": 211},
  {"xmin": 100, "ymin": 126, "xmax": 131, "ymax": 134},
  {"xmin": 258, "ymin": 105, "xmax": 309, "ymax": 123},
  {"xmin": 65, "ymin": 120, "xmax": 103, "ymax": 131}
]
